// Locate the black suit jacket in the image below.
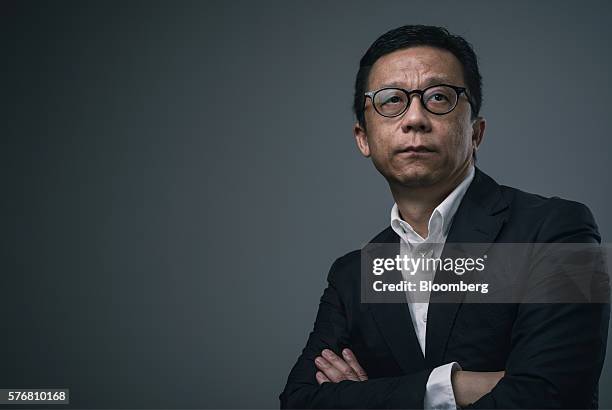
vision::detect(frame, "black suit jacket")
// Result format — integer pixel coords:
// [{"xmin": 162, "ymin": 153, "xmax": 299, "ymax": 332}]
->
[{"xmin": 280, "ymin": 168, "xmax": 610, "ymax": 409}]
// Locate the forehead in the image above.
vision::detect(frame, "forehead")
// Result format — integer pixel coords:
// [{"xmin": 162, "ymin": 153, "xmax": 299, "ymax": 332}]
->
[{"xmin": 367, "ymin": 46, "xmax": 464, "ymax": 89}]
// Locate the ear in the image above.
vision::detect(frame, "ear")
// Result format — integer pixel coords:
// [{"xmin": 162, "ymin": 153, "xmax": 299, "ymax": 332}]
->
[
  {"xmin": 471, "ymin": 117, "xmax": 486, "ymax": 153},
  {"xmin": 353, "ymin": 122, "xmax": 371, "ymax": 157}
]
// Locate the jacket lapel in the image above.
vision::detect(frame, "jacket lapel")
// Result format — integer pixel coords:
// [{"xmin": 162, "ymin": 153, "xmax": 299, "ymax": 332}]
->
[
  {"xmin": 425, "ymin": 168, "xmax": 509, "ymax": 366},
  {"xmin": 366, "ymin": 227, "xmax": 427, "ymax": 373}
]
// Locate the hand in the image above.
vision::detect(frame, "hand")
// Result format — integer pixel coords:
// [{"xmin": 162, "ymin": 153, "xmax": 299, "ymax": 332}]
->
[
  {"xmin": 452, "ymin": 370, "xmax": 505, "ymax": 407},
  {"xmin": 314, "ymin": 348, "xmax": 369, "ymax": 384}
]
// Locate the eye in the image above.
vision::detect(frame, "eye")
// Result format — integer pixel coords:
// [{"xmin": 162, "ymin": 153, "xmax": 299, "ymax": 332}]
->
[
  {"xmin": 381, "ymin": 95, "xmax": 402, "ymax": 105},
  {"xmin": 430, "ymin": 93, "xmax": 449, "ymax": 102}
]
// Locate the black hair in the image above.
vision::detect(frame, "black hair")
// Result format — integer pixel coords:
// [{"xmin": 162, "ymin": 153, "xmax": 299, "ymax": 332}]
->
[{"xmin": 353, "ymin": 25, "xmax": 482, "ymax": 128}]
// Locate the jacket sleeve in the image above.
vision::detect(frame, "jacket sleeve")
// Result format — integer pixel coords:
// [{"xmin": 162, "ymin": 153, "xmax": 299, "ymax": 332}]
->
[
  {"xmin": 279, "ymin": 256, "xmax": 434, "ymax": 409},
  {"xmin": 466, "ymin": 200, "xmax": 610, "ymax": 409}
]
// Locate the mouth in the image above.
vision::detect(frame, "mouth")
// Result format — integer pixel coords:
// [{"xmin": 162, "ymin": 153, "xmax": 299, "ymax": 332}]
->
[{"xmin": 396, "ymin": 145, "xmax": 436, "ymax": 156}]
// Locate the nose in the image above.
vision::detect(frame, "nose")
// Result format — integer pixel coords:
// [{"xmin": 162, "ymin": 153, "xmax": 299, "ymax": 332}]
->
[{"xmin": 399, "ymin": 94, "xmax": 432, "ymax": 133}]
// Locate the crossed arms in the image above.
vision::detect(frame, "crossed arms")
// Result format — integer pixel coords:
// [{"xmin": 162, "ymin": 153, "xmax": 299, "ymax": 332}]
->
[{"xmin": 312, "ymin": 347, "xmax": 504, "ymax": 408}]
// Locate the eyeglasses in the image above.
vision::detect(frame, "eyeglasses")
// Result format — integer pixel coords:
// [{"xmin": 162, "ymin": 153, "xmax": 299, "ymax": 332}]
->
[{"xmin": 364, "ymin": 84, "xmax": 473, "ymax": 117}]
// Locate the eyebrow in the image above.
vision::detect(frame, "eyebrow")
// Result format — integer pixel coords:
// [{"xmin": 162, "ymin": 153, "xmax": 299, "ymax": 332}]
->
[{"xmin": 377, "ymin": 76, "xmax": 456, "ymax": 89}]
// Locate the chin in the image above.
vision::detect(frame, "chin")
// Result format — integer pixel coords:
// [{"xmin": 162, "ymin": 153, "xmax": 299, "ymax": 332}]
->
[
  {"xmin": 390, "ymin": 169, "xmax": 441, "ymax": 188},
  {"xmin": 374, "ymin": 159, "xmax": 444, "ymax": 188}
]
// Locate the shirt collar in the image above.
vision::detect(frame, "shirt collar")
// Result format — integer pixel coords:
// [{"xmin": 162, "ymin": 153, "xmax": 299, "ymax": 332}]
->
[{"xmin": 390, "ymin": 165, "xmax": 475, "ymax": 244}]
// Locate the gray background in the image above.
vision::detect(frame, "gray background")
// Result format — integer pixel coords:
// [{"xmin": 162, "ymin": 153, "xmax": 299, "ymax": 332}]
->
[{"xmin": 3, "ymin": 0, "xmax": 611, "ymax": 408}]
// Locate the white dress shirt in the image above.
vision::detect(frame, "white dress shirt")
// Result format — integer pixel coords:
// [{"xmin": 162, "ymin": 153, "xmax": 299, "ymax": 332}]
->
[{"xmin": 389, "ymin": 165, "xmax": 475, "ymax": 410}]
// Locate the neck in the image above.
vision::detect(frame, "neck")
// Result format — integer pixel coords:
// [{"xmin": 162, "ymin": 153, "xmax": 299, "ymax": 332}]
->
[{"xmin": 390, "ymin": 162, "xmax": 472, "ymax": 238}]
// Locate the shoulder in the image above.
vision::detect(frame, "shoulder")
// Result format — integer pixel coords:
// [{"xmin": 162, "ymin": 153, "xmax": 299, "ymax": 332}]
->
[
  {"xmin": 326, "ymin": 249, "xmax": 361, "ymax": 286},
  {"xmin": 498, "ymin": 184, "xmax": 600, "ymax": 243},
  {"xmin": 326, "ymin": 226, "xmax": 397, "ymax": 285}
]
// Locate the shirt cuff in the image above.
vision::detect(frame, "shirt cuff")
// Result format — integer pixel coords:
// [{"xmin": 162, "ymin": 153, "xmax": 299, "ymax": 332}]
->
[{"xmin": 423, "ymin": 362, "xmax": 462, "ymax": 410}]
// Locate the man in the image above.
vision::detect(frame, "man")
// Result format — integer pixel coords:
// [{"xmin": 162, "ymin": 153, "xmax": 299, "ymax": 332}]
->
[{"xmin": 279, "ymin": 25, "xmax": 609, "ymax": 409}]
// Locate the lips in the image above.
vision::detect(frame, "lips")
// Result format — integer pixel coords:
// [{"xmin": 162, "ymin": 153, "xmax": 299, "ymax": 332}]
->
[{"xmin": 396, "ymin": 145, "xmax": 435, "ymax": 154}]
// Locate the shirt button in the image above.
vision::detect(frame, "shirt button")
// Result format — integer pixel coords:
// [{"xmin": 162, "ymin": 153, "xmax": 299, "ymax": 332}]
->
[{"xmin": 422, "ymin": 315, "xmax": 427, "ymax": 323}]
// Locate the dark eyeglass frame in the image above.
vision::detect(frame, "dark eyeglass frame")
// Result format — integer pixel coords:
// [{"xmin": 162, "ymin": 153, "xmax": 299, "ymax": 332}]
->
[{"xmin": 364, "ymin": 83, "xmax": 474, "ymax": 117}]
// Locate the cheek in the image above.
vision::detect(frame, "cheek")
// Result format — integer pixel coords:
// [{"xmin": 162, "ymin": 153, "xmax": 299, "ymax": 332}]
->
[
  {"xmin": 367, "ymin": 129, "xmax": 392, "ymax": 157},
  {"xmin": 442, "ymin": 121, "xmax": 472, "ymax": 156}
]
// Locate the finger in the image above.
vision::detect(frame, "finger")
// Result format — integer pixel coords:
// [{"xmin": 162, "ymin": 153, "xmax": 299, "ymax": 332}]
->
[
  {"xmin": 315, "ymin": 371, "xmax": 330, "ymax": 385},
  {"xmin": 342, "ymin": 348, "xmax": 369, "ymax": 381},
  {"xmin": 315, "ymin": 355, "xmax": 353, "ymax": 383},
  {"xmin": 315, "ymin": 356, "xmax": 346, "ymax": 383},
  {"xmin": 321, "ymin": 349, "xmax": 360, "ymax": 381}
]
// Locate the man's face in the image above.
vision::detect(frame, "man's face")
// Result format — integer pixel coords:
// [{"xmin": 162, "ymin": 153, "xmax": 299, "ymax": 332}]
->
[{"xmin": 354, "ymin": 46, "xmax": 485, "ymax": 188}]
